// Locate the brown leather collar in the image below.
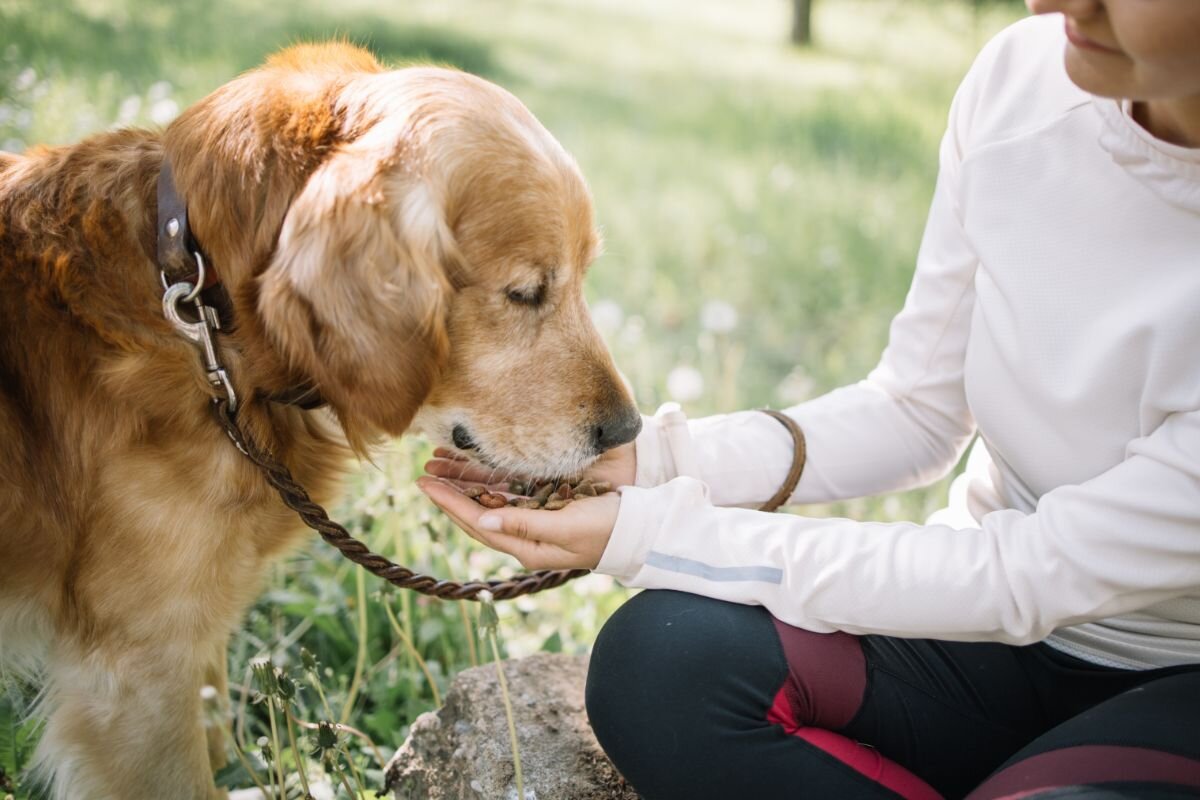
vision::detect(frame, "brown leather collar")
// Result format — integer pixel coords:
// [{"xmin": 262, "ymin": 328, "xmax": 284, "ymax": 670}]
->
[
  {"xmin": 157, "ymin": 162, "xmax": 218, "ymax": 291},
  {"xmin": 156, "ymin": 160, "xmax": 326, "ymax": 411}
]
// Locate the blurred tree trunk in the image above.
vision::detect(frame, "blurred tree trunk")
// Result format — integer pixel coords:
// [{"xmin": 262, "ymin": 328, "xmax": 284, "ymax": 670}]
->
[{"xmin": 791, "ymin": 0, "xmax": 813, "ymax": 46}]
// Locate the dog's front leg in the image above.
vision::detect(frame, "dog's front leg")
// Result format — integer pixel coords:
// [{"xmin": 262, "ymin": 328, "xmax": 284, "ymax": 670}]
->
[{"xmin": 32, "ymin": 637, "xmax": 227, "ymax": 800}]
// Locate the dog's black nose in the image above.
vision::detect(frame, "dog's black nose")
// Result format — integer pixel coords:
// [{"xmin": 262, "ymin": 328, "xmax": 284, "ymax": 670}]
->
[
  {"xmin": 592, "ymin": 409, "xmax": 643, "ymax": 454},
  {"xmin": 452, "ymin": 424, "xmax": 477, "ymax": 450}
]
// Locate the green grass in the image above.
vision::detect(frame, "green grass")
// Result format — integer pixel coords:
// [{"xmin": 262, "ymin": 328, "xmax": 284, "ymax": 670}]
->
[{"xmin": 0, "ymin": 0, "xmax": 1025, "ymax": 795}]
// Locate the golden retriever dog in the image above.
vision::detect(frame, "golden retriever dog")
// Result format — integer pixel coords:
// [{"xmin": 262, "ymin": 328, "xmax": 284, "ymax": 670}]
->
[{"xmin": 0, "ymin": 43, "xmax": 640, "ymax": 799}]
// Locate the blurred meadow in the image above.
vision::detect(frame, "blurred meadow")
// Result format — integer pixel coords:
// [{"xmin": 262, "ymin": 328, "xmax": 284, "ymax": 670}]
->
[{"xmin": 0, "ymin": 0, "xmax": 1025, "ymax": 796}]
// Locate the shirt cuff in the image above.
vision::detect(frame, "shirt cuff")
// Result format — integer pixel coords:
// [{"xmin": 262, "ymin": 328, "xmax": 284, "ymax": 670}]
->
[
  {"xmin": 595, "ymin": 484, "xmax": 667, "ymax": 579},
  {"xmin": 633, "ymin": 402, "xmax": 699, "ymax": 487}
]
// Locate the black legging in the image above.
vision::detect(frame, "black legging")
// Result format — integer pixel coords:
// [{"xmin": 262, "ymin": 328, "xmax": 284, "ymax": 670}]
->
[{"xmin": 586, "ymin": 591, "xmax": 1200, "ymax": 799}]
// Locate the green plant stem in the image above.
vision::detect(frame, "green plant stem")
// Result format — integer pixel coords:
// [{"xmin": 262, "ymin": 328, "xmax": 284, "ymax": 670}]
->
[
  {"xmin": 487, "ymin": 630, "xmax": 523, "ymax": 800},
  {"xmin": 282, "ymin": 704, "xmax": 312, "ymax": 799},
  {"xmin": 328, "ymin": 755, "xmax": 358, "ymax": 800},
  {"xmin": 309, "ymin": 674, "xmax": 336, "ymax": 721},
  {"xmin": 340, "ymin": 567, "xmax": 370, "ymax": 725},
  {"xmin": 429, "ymin": 525, "xmax": 479, "ymax": 669},
  {"xmin": 266, "ymin": 699, "xmax": 286, "ymax": 800},
  {"xmin": 400, "ymin": 581, "xmax": 414, "ymax": 672},
  {"xmin": 223, "ymin": 723, "xmax": 273, "ymax": 800},
  {"xmin": 342, "ymin": 747, "xmax": 371, "ymax": 799},
  {"xmin": 383, "ymin": 599, "xmax": 442, "ymax": 706},
  {"xmin": 459, "ymin": 601, "xmax": 479, "ymax": 668}
]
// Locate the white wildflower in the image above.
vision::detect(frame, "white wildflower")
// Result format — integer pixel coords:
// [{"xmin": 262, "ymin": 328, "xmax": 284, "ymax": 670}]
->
[
  {"xmin": 13, "ymin": 67, "xmax": 36, "ymax": 92},
  {"xmin": 776, "ymin": 367, "xmax": 815, "ymax": 404},
  {"xmin": 147, "ymin": 80, "xmax": 173, "ymax": 101},
  {"xmin": 116, "ymin": 95, "xmax": 141, "ymax": 125},
  {"xmin": 700, "ymin": 300, "xmax": 738, "ymax": 333},
  {"xmin": 589, "ymin": 299, "xmax": 624, "ymax": 336},
  {"xmin": 769, "ymin": 162, "xmax": 795, "ymax": 190},
  {"xmin": 620, "ymin": 315, "xmax": 644, "ymax": 345},
  {"xmin": 149, "ymin": 98, "xmax": 180, "ymax": 126},
  {"xmin": 666, "ymin": 365, "xmax": 704, "ymax": 403}
]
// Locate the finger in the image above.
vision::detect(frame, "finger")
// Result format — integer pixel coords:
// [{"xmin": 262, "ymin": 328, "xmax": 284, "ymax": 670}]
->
[
  {"xmin": 432, "ymin": 447, "xmax": 468, "ymax": 460},
  {"xmin": 418, "ymin": 480, "xmax": 508, "ymax": 550},
  {"xmin": 417, "ymin": 479, "xmax": 573, "ymax": 568},
  {"xmin": 416, "ymin": 477, "xmax": 493, "ymax": 523},
  {"xmin": 474, "ymin": 494, "xmax": 620, "ymax": 547},
  {"xmin": 435, "ymin": 476, "xmax": 512, "ymax": 494}
]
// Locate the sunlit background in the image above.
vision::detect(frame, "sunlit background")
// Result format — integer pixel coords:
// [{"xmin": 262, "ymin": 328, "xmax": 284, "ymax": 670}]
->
[{"xmin": 1, "ymin": 0, "xmax": 1026, "ymax": 795}]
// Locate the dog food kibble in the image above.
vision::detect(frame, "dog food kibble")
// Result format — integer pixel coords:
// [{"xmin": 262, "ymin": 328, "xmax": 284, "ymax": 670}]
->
[
  {"xmin": 464, "ymin": 477, "xmax": 614, "ymax": 510},
  {"xmin": 476, "ymin": 492, "xmax": 508, "ymax": 509}
]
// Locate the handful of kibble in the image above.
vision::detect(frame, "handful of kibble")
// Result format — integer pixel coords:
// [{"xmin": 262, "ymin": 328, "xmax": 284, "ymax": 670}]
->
[{"xmin": 463, "ymin": 478, "xmax": 614, "ymax": 510}]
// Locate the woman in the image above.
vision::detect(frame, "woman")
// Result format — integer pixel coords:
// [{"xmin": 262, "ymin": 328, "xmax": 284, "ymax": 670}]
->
[{"xmin": 419, "ymin": 1, "xmax": 1200, "ymax": 796}]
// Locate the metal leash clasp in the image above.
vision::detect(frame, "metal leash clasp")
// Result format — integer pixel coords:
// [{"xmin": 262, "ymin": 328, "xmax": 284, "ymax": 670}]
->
[{"xmin": 162, "ymin": 261, "xmax": 239, "ymax": 414}]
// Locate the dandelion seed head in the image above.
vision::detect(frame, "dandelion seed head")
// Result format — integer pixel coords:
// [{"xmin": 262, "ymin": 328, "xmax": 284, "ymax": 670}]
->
[
  {"xmin": 149, "ymin": 97, "xmax": 179, "ymax": 126},
  {"xmin": 700, "ymin": 300, "xmax": 738, "ymax": 333},
  {"xmin": 666, "ymin": 365, "xmax": 704, "ymax": 403},
  {"xmin": 589, "ymin": 299, "xmax": 624, "ymax": 336}
]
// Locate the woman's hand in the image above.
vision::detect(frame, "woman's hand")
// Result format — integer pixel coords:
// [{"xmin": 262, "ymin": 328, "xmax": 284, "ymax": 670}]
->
[
  {"xmin": 416, "ymin": 476, "xmax": 620, "ymax": 570},
  {"xmin": 422, "ymin": 441, "xmax": 637, "ymax": 492}
]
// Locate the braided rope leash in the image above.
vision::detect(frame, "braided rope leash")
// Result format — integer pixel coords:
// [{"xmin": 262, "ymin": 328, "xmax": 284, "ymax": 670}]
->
[
  {"xmin": 213, "ymin": 400, "xmax": 590, "ymax": 601},
  {"xmin": 213, "ymin": 400, "xmax": 806, "ymax": 601}
]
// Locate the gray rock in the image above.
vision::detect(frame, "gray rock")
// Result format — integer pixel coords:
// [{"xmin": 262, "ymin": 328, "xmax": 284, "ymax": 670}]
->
[{"xmin": 385, "ymin": 654, "xmax": 638, "ymax": 800}]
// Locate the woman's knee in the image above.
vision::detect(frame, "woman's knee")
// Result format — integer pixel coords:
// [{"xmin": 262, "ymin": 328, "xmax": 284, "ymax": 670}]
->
[{"xmin": 585, "ymin": 590, "xmax": 783, "ymax": 755}]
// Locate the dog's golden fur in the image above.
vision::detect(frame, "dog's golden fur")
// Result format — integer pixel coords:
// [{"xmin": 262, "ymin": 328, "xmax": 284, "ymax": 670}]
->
[{"xmin": 0, "ymin": 43, "xmax": 636, "ymax": 798}]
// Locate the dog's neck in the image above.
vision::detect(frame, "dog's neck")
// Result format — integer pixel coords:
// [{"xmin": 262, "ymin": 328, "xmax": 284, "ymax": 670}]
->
[
  {"xmin": 0, "ymin": 130, "xmax": 165, "ymax": 344},
  {"xmin": 0, "ymin": 129, "xmax": 350, "ymax": 522},
  {"xmin": 0, "ymin": 132, "xmax": 328, "ymax": 426}
]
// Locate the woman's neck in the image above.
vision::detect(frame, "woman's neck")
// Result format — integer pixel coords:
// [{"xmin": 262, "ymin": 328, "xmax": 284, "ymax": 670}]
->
[{"xmin": 1133, "ymin": 95, "xmax": 1200, "ymax": 148}]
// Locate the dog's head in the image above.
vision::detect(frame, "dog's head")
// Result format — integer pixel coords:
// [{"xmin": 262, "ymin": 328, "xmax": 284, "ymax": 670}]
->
[{"xmin": 162, "ymin": 44, "xmax": 639, "ymax": 476}]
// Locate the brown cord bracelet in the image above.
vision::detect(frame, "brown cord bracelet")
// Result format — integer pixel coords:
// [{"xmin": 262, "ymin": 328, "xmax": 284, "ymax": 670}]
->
[{"xmin": 757, "ymin": 408, "xmax": 808, "ymax": 513}]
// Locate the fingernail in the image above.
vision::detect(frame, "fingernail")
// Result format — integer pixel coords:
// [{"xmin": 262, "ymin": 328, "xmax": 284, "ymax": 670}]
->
[{"xmin": 478, "ymin": 514, "xmax": 502, "ymax": 531}]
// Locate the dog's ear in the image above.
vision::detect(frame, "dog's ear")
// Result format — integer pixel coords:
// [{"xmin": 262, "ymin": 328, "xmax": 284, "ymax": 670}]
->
[{"xmin": 258, "ymin": 150, "xmax": 454, "ymax": 441}]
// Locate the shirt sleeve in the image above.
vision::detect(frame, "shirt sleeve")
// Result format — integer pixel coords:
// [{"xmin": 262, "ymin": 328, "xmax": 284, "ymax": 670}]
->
[
  {"xmin": 634, "ymin": 46, "xmax": 988, "ymax": 508},
  {"xmin": 602, "ymin": 407, "xmax": 1200, "ymax": 643}
]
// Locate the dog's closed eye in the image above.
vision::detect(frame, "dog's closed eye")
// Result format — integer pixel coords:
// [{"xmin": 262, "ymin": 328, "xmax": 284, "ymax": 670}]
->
[{"xmin": 505, "ymin": 282, "xmax": 547, "ymax": 308}]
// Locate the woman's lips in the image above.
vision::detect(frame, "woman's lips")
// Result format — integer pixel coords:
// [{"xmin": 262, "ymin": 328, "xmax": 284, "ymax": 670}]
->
[{"xmin": 1064, "ymin": 18, "xmax": 1123, "ymax": 55}]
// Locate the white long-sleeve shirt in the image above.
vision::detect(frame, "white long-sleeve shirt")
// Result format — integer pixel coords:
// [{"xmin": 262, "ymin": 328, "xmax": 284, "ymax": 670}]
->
[{"xmin": 596, "ymin": 14, "xmax": 1200, "ymax": 669}]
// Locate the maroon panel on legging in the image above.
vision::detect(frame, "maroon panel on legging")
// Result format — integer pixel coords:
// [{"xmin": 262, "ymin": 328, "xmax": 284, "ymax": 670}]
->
[
  {"xmin": 966, "ymin": 745, "xmax": 1200, "ymax": 800},
  {"xmin": 770, "ymin": 617, "xmax": 867, "ymax": 729},
  {"xmin": 767, "ymin": 686, "xmax": 944, "ymax": 800},
  {"xmin": 766, "ymin": 618, "xmax": 946, "ymax": 798}
]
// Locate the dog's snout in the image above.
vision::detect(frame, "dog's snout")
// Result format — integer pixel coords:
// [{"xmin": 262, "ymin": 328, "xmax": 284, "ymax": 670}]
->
[{"xmin": 592, "ymin": 408, "xmax": 643, "ymax": 454}]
